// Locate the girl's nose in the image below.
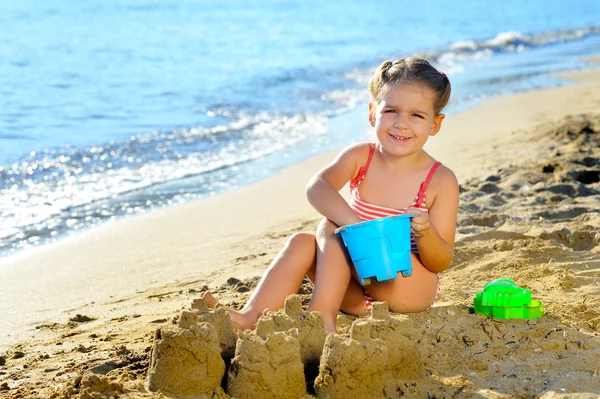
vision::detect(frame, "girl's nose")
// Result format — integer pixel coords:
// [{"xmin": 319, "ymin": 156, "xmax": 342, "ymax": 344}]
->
[{"xmin": 393, "ymin": 113, "xmax": 408, "ymax": 128}]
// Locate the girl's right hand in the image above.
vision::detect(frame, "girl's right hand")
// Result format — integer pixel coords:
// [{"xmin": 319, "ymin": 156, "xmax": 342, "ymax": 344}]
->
[{"xmin": 407, "ymin": 208, "xmax": 431, "ymax": 238}]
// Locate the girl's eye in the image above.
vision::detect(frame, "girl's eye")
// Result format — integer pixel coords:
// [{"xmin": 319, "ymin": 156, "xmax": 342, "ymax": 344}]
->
[
  {"xmin": 384, "ymin": 109, "xmax": 396, "ymax": 113},
  {"xmin": 412, "ymin": 114, "xmax": 424, "ymax": 119}
]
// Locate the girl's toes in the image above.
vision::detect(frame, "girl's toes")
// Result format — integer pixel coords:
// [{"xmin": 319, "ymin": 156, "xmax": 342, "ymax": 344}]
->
[{"xmin": 202, "ymin": 292, "xmax": 220, "ymax": 308}]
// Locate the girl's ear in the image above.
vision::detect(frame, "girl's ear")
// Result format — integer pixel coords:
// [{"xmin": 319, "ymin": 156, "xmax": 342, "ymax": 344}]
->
[
  {"xmin": 429, "ymin": 113, "xmax": 445, "ymax": 136},
  {"xmin": 368, "ymin": 102, "xmax": 376, "ymax": 127}
]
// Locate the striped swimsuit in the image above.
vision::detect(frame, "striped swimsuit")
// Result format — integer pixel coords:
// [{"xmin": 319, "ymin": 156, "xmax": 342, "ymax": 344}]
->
[{"xmin": 348, "ymin": 143, "xmax": 441, "ymax": 312}]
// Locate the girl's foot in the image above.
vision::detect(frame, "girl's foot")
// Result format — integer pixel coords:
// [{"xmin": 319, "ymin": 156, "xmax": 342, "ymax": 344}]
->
[
  {"xmin": 320, "ymin": 312, "xmax": 338, "ymax": 334},
  {"xmin": 202, "ymin": 292, "xmax": 257, "ymax": 331},
  {"xmin": 202, "ymin": 291, "xmax": 220, "ymax": 308}
]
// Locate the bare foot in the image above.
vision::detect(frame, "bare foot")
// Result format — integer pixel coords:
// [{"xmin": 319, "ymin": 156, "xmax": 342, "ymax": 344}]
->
[
  {"xmin": 322, "ymin": 315, "xmax": 338, "ymax": 334},
  {"xmin": 201, "ymin": 291, "xmax": 257, "ymax": 331},
  {"xmin": 228, "ymin": 310, "xmax": 256, "ymax": 331},
  {"xmin": 202, "ymin": 291, "xmax": 220, "ymax": 308}
]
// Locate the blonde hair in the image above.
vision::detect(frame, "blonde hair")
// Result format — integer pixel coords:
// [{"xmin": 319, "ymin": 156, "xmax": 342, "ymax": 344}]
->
[{"xmin": 368, "ymin": 57, "xmax": 451, "ymax": 114}]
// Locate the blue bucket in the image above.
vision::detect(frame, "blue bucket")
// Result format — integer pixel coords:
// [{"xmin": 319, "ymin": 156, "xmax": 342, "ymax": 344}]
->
[{"xmin": 335, "ymin": 214, "xmax": 413, "ymax": 286}]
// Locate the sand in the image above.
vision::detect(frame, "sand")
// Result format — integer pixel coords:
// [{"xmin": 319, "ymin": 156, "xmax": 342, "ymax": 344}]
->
[{"xmin": 1, "ymin": 63, "xmax": 600, "ymax": 398}]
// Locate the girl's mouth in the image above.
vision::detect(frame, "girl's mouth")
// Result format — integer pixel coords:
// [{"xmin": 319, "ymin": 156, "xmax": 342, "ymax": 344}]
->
[{"xmin": 389, "ymin": 133, "xmax": 411, "ymax": 141}]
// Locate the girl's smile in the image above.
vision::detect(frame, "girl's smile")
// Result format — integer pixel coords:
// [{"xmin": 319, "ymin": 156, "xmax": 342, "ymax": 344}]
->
[{"xmin": 388, "ymin": 133, "xmax": 412, "ymax": 142}]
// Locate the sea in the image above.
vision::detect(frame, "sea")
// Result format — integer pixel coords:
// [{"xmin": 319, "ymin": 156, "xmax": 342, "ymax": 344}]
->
[{"xmin": 1, "ymin": 0, "xmax": 600, "ymax": 258}]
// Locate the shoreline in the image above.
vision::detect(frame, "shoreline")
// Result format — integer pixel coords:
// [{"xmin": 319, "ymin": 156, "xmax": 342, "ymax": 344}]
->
[
  {"xmin": 1, "ymin": 64, "xmax": 600, "ymax": 351},
  {"xmin": 3, "ymin": 55, "xmax": 600, "ymax": 262}
]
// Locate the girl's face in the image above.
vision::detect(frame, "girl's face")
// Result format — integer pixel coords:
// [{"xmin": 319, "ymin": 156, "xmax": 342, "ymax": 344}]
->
[{"xmin": 369, "ymin": 82, "xmax": 444, "ymax": 158}]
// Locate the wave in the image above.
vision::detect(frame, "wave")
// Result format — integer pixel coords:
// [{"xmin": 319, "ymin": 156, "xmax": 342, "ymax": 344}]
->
[
  {"xmin": 427, "ymin": 26, "xmax": 600, "ymax": 62},
  {"xmin": 0, "ymin": 112, "xmax": 328, "ymax": 255}
]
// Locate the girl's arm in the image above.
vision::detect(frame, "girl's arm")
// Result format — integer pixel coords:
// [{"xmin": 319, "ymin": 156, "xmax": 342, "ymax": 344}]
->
[
  {"xmin": 411, "ymin": 167, "xmax": 459, "ymax": 273},
  {"xmin": 305, "ymin": 144, "xmax": 367, "ymax": 227}
]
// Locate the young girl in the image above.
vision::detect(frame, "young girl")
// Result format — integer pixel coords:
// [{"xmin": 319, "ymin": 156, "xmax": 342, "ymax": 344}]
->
[{"xmin": 205, "ymin": 57, "xmax": 459, "ymax": 333}]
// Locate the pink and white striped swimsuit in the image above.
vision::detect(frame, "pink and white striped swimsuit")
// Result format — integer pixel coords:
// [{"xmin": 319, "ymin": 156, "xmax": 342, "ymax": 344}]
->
[{"xmin": 348, "ymin": 143, "xmax": 441, "ymax": 312}]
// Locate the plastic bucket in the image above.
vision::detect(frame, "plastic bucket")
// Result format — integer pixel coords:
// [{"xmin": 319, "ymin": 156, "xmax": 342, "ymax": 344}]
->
[{"xmin": 335, "ymin": 214, "xmax": 413, "ymax": 286}]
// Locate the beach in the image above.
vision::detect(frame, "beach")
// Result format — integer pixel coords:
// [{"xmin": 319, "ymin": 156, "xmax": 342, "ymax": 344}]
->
[{"xmin": 1, "ymin": 63, "xmax": 600, "ymax": 398}]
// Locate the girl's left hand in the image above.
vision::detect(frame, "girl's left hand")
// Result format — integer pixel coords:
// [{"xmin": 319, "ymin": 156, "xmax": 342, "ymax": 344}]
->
[{"xmin": 407, "ymin": 208, "xmax": 430, "ymax": 238}]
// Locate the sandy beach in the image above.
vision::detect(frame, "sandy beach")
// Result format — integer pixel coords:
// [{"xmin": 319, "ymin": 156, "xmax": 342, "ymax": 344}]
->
[{"xmin": 1, "ymin": 62, "xmax": 600, "ymax": 398}]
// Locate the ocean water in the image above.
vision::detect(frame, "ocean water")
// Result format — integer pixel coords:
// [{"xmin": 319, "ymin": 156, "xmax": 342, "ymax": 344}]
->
[{"xmin": 1, "ymin": 0, "xmax": 600, "ymax": 257}]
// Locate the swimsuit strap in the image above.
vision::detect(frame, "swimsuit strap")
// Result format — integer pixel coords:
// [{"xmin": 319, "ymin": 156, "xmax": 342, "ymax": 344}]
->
[
  {"xmin": 415, "ymin": 161, "xmax": 442, "ymax": 205},
  {"xmin": 350, "ymin": 143, "xmax": 376, "ymax": 189}
]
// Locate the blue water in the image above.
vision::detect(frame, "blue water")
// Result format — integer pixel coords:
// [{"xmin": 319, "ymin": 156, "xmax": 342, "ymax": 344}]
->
[{"xmin": 1, "ymin": 0, "xmax": 600, "ymax": 257}]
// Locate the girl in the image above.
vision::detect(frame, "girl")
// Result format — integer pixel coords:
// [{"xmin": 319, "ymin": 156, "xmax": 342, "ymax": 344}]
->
[{"xmin": 206, "ymin": 57, "xmax": 459, "ymax": 333}]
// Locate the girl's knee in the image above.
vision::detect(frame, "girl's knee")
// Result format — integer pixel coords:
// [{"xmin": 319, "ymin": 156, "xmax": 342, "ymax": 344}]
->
[
  {"xmin": 287, "ymin": 232, "xmax": 316, "ymax": 251},
  {"xmin": 317, "ymin": 217, "xmax": 336, "ymax": 230},
  {"xmin": 316, "ymin": 218, "xmax": 340, "ymax": 241}
]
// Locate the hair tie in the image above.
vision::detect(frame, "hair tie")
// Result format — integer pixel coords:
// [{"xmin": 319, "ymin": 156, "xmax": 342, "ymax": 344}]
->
[{"xmin": 440, "ymin": 71, "xmax": 446, "ymax": 77}]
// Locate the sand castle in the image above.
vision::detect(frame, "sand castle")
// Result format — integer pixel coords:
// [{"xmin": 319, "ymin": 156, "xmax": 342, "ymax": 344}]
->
[
  {"xmin": 260, "ymin": 294, "xmax": 328, "ymax": 370},
  {"xmin": 147, "ymin": 295, "xmax": 235, "ymax": 397},
  {"xmin": 146, "ymin": 294, "xmax": 424, "ymax": 399},
  {"xmin": 313, "ymin": 302, "xmax": 422, "ymax": 398},
  {"xmin": 147, "ymin": 323, "xmax": 226, "ymax": 397},
  {"xmin": 314, "ymin": 320, "xmax": 398, "ymax": 399},
  {"xmin": 186, "ymin": 296, "xmax": 238, "ymax": 358},
  {"xmin": 226, "ymin": 319, "xmax": 307, "ymax": 399},
  {"xmin": 368, "ymin": 301, "xmax": 423, "ymax": 380}
]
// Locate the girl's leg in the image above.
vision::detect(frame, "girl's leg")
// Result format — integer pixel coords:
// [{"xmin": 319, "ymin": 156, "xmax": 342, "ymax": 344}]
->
[
  {"xmin": 206, "ymin": 222, "xmax": 368, "ymax": 332},
  {"xmin": 308, "ymin": 218, "xmax": 368, "ymax": 332},
  {"xmin": 339, "ymin": 277, "xmax": 370, "ymax": 317},
  {"xmin": 362, "ymin": 253, "xmax": 439, "ymax": 312},
  {"xmin": 205, "ymin": 232, "xmax": 317, "ymax": 330}
]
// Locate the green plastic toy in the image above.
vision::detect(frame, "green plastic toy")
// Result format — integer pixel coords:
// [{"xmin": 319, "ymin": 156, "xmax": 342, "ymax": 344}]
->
[{"xmin": 474, "ymin": 278, "xmax": 544, "ymax": 320}]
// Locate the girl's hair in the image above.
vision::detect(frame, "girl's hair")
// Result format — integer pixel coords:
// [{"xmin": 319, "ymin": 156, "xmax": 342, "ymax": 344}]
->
[{"xmin": 368, "ymin": 57, "xmax": 451, "ymax": 114}]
